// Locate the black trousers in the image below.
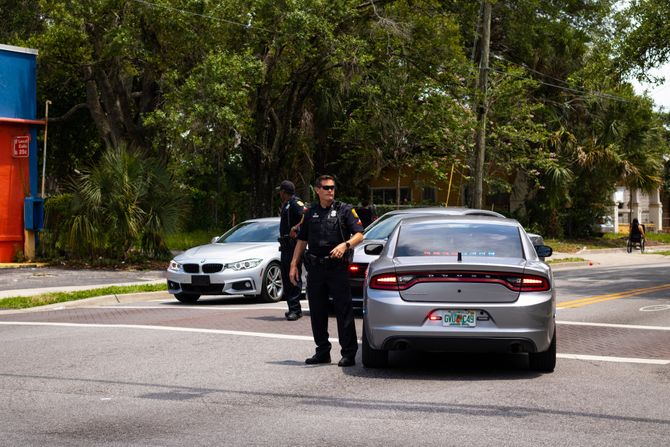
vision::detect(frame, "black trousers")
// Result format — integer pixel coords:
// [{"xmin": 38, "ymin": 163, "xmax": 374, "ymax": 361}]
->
[
  {"xmin": 280, "ymin": 248, "xmax": 302, "ymax": 313},
  {"xmin": 306, "ymin": 262, "xmax": 358, "ymax": 358}
]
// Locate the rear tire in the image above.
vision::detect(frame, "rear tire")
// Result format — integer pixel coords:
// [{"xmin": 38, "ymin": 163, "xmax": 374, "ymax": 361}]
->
[
  {"xmin": 260, "ymin": 262, "xmax": 283, "ymax": 303},
  {"xmin": 362, "ymin": 322, "xmax": 388, "ymax": 368},
  {"xmin": 640, "ymin": 239, "xmax": 645, "ymax": 253},
  {"xmin": 626, "ymin": 239, "xmax": 633, "ymax": 253},
  {"xmin": 529, "ymin": 328, "xmax": 556, "ymax": 372},
  {"xmin": 175, "ymin": 293, "xmax": 200, "ymax": 304}
]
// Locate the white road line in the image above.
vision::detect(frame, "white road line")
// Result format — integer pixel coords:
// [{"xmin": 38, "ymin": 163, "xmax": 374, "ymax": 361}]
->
[
  {"xmin": 557, "ymin": 320, "xmax": 670, "ymax": 331},
  {"xmin": 557, "ymin": 353, "xmax": 669, "ymax": 365},
  {"xmin": 0, "ymin": 321, "xmax": 668, "ymax": 365},
  {"xmin": 90, "ymin": 305, "xmax": 307, "ymax": 311},
  {"xmin": 0, "ymin": 321, "xmax": 316, "ymax": 341}
]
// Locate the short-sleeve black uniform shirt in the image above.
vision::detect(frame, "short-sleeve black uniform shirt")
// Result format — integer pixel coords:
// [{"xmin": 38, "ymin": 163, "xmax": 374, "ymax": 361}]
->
[
  {"xmin": 280, "ymin": 195, "xmax": 305, "ymax": 236},
  {"xmin": 298, "ymin": 201, "xmax": 364, "ymax": 257}
]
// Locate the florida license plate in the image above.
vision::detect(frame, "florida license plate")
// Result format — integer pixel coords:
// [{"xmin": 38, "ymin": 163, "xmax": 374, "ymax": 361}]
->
[{"xmin": 443, "ymin": 310, "xmax": 476, "ymax": 327}]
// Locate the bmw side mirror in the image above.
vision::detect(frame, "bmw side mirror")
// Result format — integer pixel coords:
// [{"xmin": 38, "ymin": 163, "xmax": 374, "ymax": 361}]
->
[
  {"xmin": 535, "ymin": 245, "xmax": 553, "ymax": 258},
  {"xmin": 364, "ymin": 243, "xmax": 384, "ymax": 256},
  {"xmin": 211, "ymin": 236, "xmax": 220, "ymax": 244}
]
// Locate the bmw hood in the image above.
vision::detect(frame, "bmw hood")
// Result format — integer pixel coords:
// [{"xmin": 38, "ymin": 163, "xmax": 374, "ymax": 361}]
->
[{"xmin": 175, "ymin": 242, "xmax": 277, "ymax": 262}]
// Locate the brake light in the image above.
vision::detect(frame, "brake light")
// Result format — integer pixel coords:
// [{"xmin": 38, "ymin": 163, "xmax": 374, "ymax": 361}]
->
[
  {"xmin": 369, "ymin": 271, "xmax": 550, "ymax": 292},
  {"xmin": 370, "ymin": 273, "xmax": 399, "ymax": 290},
  {"xmin": 519, "ymin": 276, "xmax": 550, "ymax": 292},
  {"xmin": 348, "ymin": 263, "xmax": 368, "ymax": 278}
]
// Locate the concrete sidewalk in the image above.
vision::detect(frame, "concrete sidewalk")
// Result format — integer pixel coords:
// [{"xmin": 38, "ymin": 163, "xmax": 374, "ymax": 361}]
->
[{"xmin": 550, "ymin": 244, "xmax": 670, "ymax": 270}]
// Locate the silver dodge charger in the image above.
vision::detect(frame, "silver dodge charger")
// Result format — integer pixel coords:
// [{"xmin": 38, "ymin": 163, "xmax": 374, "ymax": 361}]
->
[{"xmin": 362, "ymin": 215, "xmax": 556, "ymax": 372}]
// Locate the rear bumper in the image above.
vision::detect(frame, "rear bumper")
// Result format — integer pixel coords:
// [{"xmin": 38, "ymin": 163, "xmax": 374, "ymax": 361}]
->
[{"xmin": 364, "ymin": 290, "xmax": 555, "ymax": 353}]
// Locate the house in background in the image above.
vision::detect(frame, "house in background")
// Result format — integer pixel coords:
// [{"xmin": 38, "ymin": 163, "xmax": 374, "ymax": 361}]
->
[
  {"xmin": 611, "ymin": 186, "xmax": 664, "ymax": 233},
  {"xmin": 367, "ymin": 167, "xmax": 667, "ymax": 234},
  {"xmin": 367, "ymin": 166, "xmax": 465, "ymax": 208}
]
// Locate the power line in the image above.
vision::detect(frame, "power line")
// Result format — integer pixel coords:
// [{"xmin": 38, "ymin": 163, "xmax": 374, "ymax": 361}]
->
[
  {"xmin": 492, "ymin": 53, "xmax": 573, "ymax": 88},
  {"xmin": 488, "ymin": 65, "xmax": 633, "ymax": 104},
  {"xmin": 130, "ymin": 0, "xmax": 270, "ymax": 33}
]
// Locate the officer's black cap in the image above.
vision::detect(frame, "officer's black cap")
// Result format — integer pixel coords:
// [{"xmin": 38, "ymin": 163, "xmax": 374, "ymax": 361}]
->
[{"xmin": 276, "ymin": 180, "xmax": 295, "ymax": 194}]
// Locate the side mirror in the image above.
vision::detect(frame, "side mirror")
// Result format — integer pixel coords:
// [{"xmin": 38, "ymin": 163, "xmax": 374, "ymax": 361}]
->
[
  {"xmin": 211, "ymin": 236, "xmax": 220, "ymax": 244},
  {"xmin": 535, "ymin": 245, "xmax": 553, "ymax": 258},
  {"xmin": 364, "ymin": 243, "xmax": 384, "ymax": 256}
]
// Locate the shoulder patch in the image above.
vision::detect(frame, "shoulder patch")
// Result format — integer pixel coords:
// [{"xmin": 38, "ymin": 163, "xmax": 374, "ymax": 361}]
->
[
  {"xmin": 297, "ymin": 200, "xmax": 304, "ymax": 207},
  {"xmin": 351, "ymin": 208, "xmax": 359, "ymax": 219}
]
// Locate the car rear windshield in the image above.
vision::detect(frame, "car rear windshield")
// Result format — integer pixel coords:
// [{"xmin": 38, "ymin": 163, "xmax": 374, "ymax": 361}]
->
[
  {"xmin": 395, "ymin": 222, "xmax": 523, "ymax": 258},
  {"xmin": 219, "ymin": 221, "xmax": 279, "ymax": 243}
]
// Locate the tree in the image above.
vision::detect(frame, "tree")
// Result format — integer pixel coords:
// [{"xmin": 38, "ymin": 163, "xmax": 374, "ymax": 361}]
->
[{"xmin": 61, "ymin": 144, "xmax": 185, "ymax": 259}]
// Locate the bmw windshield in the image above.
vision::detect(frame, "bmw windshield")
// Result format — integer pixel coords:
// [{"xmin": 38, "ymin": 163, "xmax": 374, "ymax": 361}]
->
[{"xmin": 218, "ymin": 221, "xmax": 279, "ymax": 243}]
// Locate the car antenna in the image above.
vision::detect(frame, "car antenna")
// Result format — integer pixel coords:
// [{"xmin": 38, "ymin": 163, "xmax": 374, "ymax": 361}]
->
[{"xmin": 457, "ymin": 252, "xmax": 462, "ymax": 262}]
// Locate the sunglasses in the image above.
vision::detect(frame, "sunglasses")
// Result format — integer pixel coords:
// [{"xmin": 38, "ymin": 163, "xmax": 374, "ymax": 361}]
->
[{"xmin": 319, "ymin": 185, "xmax": 336, "ymax": 191}]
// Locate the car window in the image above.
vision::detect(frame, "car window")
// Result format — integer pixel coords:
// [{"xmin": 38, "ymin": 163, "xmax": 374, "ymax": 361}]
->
[
  {"xmin": 219, "ymin": 221, "xmax": 279, "ymax": 243},
  {"xmin": 364, "ymin": 214, "xmax": 406, "ymax": 240},
  {"xmin": 395, "ymin": 223, "xmax": 523, "ymax": 258}
]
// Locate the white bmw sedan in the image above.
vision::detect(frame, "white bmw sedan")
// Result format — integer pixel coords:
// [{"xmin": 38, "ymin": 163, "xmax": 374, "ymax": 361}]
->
[{"xmin": 167, "ymin": 218, "xmax": 289, "ymax": 304}]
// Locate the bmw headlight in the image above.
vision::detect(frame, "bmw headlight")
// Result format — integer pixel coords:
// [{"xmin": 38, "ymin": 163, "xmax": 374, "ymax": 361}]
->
[
  {"xmin": 225, "ymin": 258, "xmax": 262, "ymax": 271},
  {"xmin": 168, "ymin": 260, "xmax": 182, "ymax": 272}
]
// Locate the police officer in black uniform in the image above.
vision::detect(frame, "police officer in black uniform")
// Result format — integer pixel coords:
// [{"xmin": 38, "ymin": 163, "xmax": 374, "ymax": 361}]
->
[
  {"xmin": 289, "ymin": 175, "xmax": 364, "ymax": 367},
  {"xmin": 277, "ymin": 180, "xmax": 305, "ymax": 321}
]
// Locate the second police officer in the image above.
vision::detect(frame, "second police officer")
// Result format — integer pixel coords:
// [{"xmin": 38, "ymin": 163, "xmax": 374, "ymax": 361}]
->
[
  {"xmin": 289, "ymin": 175, "xmax": 364, "ymax": 367},
  {"xmin": 277, "ymin": 180, "xmax": 306, "ymax": 321}
]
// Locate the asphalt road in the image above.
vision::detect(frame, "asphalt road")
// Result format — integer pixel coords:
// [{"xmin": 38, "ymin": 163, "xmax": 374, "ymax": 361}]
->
[{"xmin": 0, "ymin": 256, "xmax": 669, "ymax": 446}]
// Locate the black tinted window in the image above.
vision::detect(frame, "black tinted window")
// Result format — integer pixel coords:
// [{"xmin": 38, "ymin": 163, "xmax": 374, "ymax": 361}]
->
[{"xmin": 395, "ymin": 223, "xmax": 523, "ymax": 258}]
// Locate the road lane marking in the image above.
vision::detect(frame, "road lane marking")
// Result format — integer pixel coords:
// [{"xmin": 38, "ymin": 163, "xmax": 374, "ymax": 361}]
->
[
  {"xmin": 557, "ymin": 283, "xmax": 670, "ymax": 309},
  {"xmin": 556, "ymin": 320, "xmax": 670, "ymax": 331},
  {"xmin": 91, "ymin": 305, "xmax": 307, "ymax": 311},
  {"xmin": 0, "ymin": 321, "xmax": 316, "ymax": 341},
  {"xmin": 1, "ymin": 321, "xmax": 668, "ymax": 366},
  {"xmin": 557, "ymin": 354, "xmax": 669, "ymax": 365}
]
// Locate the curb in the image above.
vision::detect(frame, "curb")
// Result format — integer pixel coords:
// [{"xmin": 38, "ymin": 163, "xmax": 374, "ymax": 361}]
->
[
  {"xmin": 0, "ymin": 290, "xmax": 170, "ymax": 315},
  {"xmin": 0, "ymin": 262, "xmax": 49, "ymax": 269}
]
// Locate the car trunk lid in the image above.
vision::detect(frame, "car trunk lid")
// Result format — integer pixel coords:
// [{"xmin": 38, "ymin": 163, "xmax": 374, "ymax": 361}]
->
[{"xmin": 393, "ymin": 256, "xmax": 526, "ymax": 303}]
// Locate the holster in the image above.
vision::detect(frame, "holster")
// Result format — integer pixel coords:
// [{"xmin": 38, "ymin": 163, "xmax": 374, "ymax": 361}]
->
[{"xmin": 278, "ymin": 236, "xmax": 296, "ymax": 252}]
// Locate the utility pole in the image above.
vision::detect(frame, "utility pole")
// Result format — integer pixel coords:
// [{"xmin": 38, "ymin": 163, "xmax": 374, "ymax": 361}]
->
[{"xmin": 473, "ymin": 0, "xmax": 491, "ymax": 209}]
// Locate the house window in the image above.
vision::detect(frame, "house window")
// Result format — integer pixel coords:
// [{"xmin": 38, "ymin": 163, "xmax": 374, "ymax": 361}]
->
[
  {"xmin": 372, "ymin": 187, "xmax": 411, "ymax": 205},
  {"xmin": 422, "ymin": 187, "xmax": 436, "ymax": 203}
]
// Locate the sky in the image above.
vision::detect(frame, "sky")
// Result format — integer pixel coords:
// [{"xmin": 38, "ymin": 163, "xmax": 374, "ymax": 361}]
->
[{"xmin": 630, "ymin": 63, "xmax": 670, "ymax": 111}]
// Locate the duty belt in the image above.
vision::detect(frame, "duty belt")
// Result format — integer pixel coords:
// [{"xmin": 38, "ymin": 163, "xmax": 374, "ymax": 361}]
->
[{"xmin": 304, "ymin": 252, "xmax": 347, "ymax": 267}]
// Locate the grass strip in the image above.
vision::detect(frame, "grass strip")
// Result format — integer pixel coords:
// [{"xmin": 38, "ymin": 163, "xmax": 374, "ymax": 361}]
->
[
  {"xmin": 0, "ymin": 283, "xmax": 167, "ymax": 309},
  {"xmin": 547, "ymin": 257, "xmax": 586, "ymax": 264},
  {"xmin": 645, "ymin": 250, "xmax": 670, "ymax": 256}
]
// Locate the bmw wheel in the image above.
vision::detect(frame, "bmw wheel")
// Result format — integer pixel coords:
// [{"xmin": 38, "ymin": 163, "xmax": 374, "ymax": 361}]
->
[
  {"xmin": 362, "ymin": 322, "xmax": 388, "ymax": 368},
  {"xmin": 261, "ymin": 262, "xmax": 283, "ymax": 303},
  {"xmin": 529, "ymin": 328, "xmax": 556, "ymax": 372},
  {"xmin": 175, "ymin": 293, "xmax": 200, "ymax": 304}
]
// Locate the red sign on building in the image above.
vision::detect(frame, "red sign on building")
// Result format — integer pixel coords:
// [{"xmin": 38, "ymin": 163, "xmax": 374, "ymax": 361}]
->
[{"xmin": 12, "ymin": 135, "xmax": 30, "ymax": 158}]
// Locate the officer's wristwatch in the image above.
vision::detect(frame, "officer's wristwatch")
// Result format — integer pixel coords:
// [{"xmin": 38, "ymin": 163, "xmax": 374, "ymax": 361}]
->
[{"xmin": 345, "ymin": 241, "xmax": 351, "ymax": 249}]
